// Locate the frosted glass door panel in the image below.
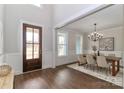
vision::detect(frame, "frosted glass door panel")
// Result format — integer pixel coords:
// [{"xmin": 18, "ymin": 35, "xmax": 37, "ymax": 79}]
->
[
  {"xmin": 26, "ymin": 27, "xmax": 33, "ymax": 43},
  {"xmin": 34, "ymin": 44, "xmax": 39, "ymax": 59},
  {"xmin": 34, "ymin": 29, "xmax": 39, "ymax": 43},
  {"xmin": 26, "ymin": 44, "xmax": 33, "ymax": 59}
]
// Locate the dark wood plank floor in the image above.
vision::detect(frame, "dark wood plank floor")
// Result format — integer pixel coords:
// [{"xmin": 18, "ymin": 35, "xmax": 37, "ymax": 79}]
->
[{"xmin": 14, "ymin": 65, "xmax": 122, "ymax": 89}]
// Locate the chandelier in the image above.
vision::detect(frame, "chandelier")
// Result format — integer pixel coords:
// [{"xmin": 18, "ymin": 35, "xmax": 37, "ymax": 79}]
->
[{"xmin": 88, "ymin": 23, "xmax": 103, "ymax": 41}]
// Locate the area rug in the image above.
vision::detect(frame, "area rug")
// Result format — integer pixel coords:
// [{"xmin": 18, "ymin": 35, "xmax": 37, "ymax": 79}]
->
[{"xmin": 67, "ymin": 63, "xmax": 123, "ymax": 87}]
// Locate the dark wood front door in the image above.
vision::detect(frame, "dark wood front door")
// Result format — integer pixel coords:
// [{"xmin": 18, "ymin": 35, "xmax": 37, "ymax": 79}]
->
[{"xmin": 23, "ymin": 23, "xmax": 42, "ymax": 72}]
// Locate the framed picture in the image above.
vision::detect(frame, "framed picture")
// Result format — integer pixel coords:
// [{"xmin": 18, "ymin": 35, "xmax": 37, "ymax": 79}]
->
[{"xmin": 99, "ymin": 37, "xmax": 114, "ymax": 51}]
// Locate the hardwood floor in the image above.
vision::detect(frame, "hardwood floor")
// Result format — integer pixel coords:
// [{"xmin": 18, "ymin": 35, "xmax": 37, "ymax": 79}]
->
[{"xmin": 14, "ymin": 65, "xmax": 122, "ymax": 89}]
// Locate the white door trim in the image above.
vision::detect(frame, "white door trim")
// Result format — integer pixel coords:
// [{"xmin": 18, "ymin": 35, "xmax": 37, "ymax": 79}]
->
[{"xmin": 18, "ymin": 19, "xmax": 44, "ymax": 72}]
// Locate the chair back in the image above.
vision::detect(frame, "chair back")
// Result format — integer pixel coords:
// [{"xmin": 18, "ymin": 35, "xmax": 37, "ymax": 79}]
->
[
  {"xmin": 86, "ymin": 54, "xmax": 96, "ymax": 64},
  {"xmin": 78, "ymin": 55, "xmax": 87, "ymax": 64},
  {"xmin": 97, "ymin": 56, "xmax": 108, "ymax": 68},
  {"xmin": 108, "ymin": 54, "xmax": 115, "ymax": 57},
  {"xmin": 100, "ymin": 53, "xmax": 105, "ymax": 56}
]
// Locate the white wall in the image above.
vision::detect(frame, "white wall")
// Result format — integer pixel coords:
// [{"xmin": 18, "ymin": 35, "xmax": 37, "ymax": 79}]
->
[
  {"xmin": 2, "ymin": 4, "xmax": 106, "ymax": 73},
  {"xmin": 53, "ymin": 4, "xmax": 106, "ymax": 67},
  {"xmin": 55, "ymin": 29, "xmax": 83, "ymax": 66},
  {"xmin": 2, "ymin": 4, "xmax": 123, "ymax": 74},
  {"xmin": 0, "ymin": 4, "xmax": 4, "ymax": 64},
  {"xmin": 84, "ymin": 26, "xmax": 123, "ymax": 51},
  {"xmin": 4, "ymin": 4, "xmax": 53, "ymax": 74},
  {"xmin": 53, "ymin": 4, "xmax": 102, "ymax": 26},
  {"xmin": 83, "ymin": 26, "xmax": 124, "ymax": 66}
]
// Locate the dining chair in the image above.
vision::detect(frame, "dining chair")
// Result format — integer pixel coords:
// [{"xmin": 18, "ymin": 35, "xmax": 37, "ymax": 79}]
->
[
  {"xmin": 97, "ymin": 56, "xmax": 111, "ymax": 75},
  {"xmin": 86, "ymin": 54, "xmax": 97, "ymax": 71},
  {"xmin": 100, "ymin": 53, "xmax": 105, "ymax": 56},
  {"xmin": 108, "ymin": 54, "xmax": 115, "ymax": 57},
  {"xmin": 78, "ymin": 55, "xmax": 87, "ymax": 66}
]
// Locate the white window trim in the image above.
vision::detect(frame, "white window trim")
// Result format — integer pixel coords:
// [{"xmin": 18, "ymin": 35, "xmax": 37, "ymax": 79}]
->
[
  {"xmin": 76, "ymin": 34, "xmax": 83, "ymax": 55},
  {"xmin": 57, "ymin": 31, "xmax": 68, "ymax": 57}
]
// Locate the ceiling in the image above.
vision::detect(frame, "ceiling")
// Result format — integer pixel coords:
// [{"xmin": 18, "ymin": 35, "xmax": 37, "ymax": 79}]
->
[{"xmin": 64, "ymin": 5, "xmax": 123, "ymax": 32}]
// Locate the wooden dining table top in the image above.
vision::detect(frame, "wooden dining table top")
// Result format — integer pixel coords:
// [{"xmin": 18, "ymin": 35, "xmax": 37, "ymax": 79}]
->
[
  {"xmin": 82, "ymin": 54, "xmax": 122, "ymax": 61},
  {"xmin": 105, "ymin": 56, "xmax": 121, "ymax": 61}
]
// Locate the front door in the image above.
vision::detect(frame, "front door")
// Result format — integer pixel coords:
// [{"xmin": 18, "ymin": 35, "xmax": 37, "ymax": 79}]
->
[{"xmin": 23, "ymin": 23, "xmax": 42, "ymax": 72}]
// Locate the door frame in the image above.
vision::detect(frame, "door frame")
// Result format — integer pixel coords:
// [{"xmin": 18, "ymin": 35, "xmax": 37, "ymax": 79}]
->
[
  {"xmin": 19, "ymin": 20, "xmax": 44, "ymax": 73},
  {"xmin": 23, "ymin": 23, "xmax": 42, "ymax": 72}
]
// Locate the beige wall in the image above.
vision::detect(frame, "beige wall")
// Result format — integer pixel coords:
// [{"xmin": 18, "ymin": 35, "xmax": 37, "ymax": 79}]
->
[
  {"xmin": 0, "ymin": 4, "xmax": 4, "ymax": 64},
  {"xmin": 83, "ymin": 26, "xmax": 124, "ymax": 66},
  {"xmin": 53, "ymin": 4, "xmax": 101, "ymax": 26},
  {"xmin": 55, "ymin": 29, "xmax": 83, "ymax": 66},
  {"xmin": 55, "ymin": 26, "xmax": 124, "ymax": 66},
  {"xmin": 84, "ymin": 26, "xmax": 123, "ymax": 52},
  {"xmin": 3, "ymin": 4, "xmax": 53, "ymax": 74}
]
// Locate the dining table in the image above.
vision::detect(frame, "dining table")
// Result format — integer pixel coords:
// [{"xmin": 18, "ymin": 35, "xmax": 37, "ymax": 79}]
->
[{"xmin": 82, "ymin": 54, "xmax": 122, "ymax": 76}]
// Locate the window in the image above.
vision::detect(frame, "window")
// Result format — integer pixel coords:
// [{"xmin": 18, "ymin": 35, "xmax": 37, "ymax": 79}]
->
[
  {"xmin": 57, "ymin": 32, "xmax": 67, "ymax": 56},
  {"xmin": 76, "ymin": 35, "xmax": 83, "ymax": 54}
]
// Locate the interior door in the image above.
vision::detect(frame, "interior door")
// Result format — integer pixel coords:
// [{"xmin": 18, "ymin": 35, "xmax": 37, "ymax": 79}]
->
[{"xmin": 23, "ymin": 23, "xmax": 42, "ymax": 72}]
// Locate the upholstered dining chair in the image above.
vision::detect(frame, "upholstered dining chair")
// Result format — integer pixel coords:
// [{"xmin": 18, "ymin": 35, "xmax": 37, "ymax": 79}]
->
[
  {"xmin": 86, "ymin": 54, "xmax": 97, "ymax": 70},
  {"xmin": 108, "ymin": 54, "xmax": 115, "ymax": 57},
  {"xmin": 100, "ymin": 53, "xmax": 105, "ymax": 56},
  {"xmin": 97, "ymin": 56, "xmax": 111, "ymax": 75},
  {"xmin": 78, "ymin": 55, "xmax": 87, "ymax": 66}
]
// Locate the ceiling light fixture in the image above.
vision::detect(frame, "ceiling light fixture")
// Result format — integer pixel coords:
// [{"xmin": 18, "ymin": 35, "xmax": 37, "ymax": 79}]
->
[{"xmin": 88, "ymin": 23, "xmax": 103, "ymax": 41}]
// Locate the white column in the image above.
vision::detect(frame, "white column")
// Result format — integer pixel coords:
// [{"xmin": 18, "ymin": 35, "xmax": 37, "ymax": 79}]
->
[
  {"xmin": 52, "ymin": 28, "xmax": 56, "ymax": 68},
  {"xmin": 0, "ymin": 5, "xmax": 4, "ymax": 64}
]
